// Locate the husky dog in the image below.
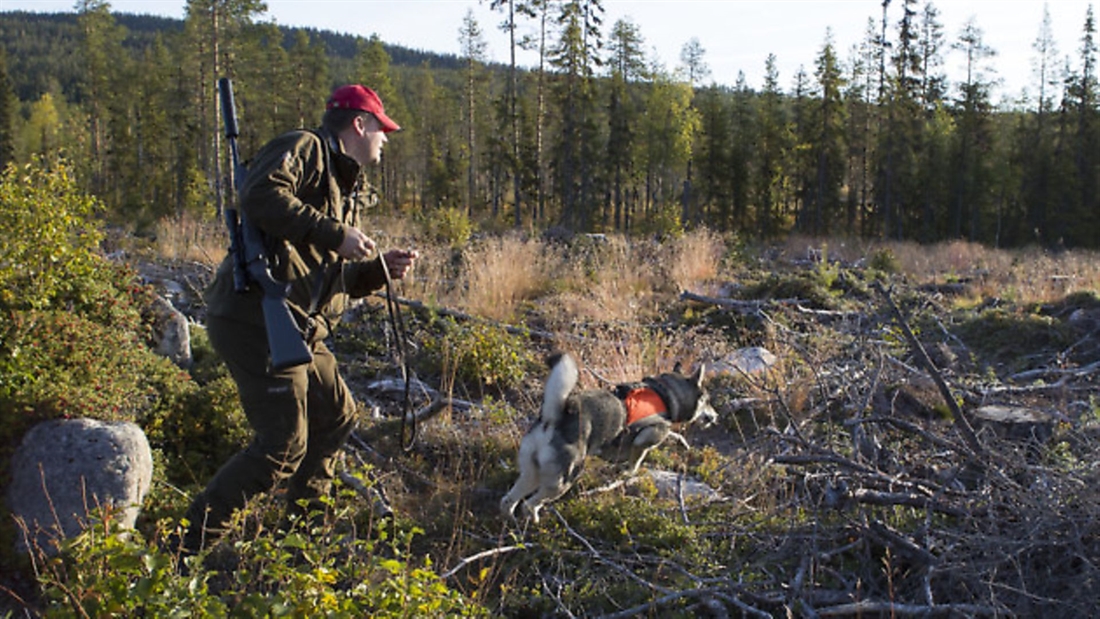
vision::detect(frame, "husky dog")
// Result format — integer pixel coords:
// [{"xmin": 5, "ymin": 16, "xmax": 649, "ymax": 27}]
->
[{"xmin": 501, "ymin": 352, "xmax": 718, "ymax": 523}]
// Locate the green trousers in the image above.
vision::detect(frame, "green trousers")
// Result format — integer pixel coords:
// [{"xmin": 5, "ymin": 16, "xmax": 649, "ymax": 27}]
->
[{"xmin": 180, "ymin": 314, "xmax": 356, "ymax": 551}]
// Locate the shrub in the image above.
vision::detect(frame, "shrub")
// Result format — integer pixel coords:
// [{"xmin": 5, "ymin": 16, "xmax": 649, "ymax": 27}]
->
[
  {"xmin": 421, "ymin": 318, "xmax": 533, "ymax": 390},
  {"xmin": 424, "ymin": 206, "xmax": 474, "ymax": 249},
  {"xmin": 0, "ymin": 160, "xmax": 104, "ymax": 312},
  {"xmin": 30, "ymin": 502, "xmax": 488, "ymax": 617},
  {"xmin": 869, "ymin": 246, "xmax": 901, "ymax": 273}
]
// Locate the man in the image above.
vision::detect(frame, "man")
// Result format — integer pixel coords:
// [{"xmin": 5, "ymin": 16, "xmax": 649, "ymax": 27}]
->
[{"xmin": 176, "ymin": 84, "xmax": 418, "ymax": 554}]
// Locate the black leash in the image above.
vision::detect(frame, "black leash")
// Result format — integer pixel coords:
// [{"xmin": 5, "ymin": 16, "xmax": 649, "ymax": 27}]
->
[{"xmin": 378, "ymin": 253, "xmax": 417, "ymax": 451}]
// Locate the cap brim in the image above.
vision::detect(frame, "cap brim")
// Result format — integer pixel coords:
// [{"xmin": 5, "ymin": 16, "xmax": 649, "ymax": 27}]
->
[{"xmin": 376, "ymin": 111, "xmax": 401, "ymax": 133}]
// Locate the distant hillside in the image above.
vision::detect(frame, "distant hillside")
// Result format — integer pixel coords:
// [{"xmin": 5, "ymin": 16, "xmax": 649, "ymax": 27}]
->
[{"xmin": 0, "ymin": 10, "xmax": 467, "ymax": 103}]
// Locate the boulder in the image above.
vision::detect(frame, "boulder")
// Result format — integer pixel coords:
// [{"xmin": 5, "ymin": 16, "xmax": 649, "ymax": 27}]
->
[
  {"xmin": 645, "ymin": 470, "xmax": 722, "ymax": 503},
  {"xmin": 972, "ymin": 405, "xmax": 1054, "ymax": 445},
  {"xmin": 7, "ymin": 418, "xmax": 153, "ymax": 555},
  {"xmin": 148, "ymin": 294, "xmax": 192, "ymax": 368},
  {"xmin": 710, "ymin": 346, "xmax": 778, "ymax": 377}
]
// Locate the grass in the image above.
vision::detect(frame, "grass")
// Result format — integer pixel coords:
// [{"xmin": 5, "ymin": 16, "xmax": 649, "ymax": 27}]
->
[
  {"xmin": 152, "ymin": 212, "xmax": 227, "ymax": 265},
  {"xmin": 9, "ymin": 214, "xmax": 1100, "ymax": 617}
]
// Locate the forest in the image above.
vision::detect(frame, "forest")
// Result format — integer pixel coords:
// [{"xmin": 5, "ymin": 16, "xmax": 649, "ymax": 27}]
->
[
  {"xmin": 2, "ymin": 2, "xmax": 1100, "ymax": 616},
  {"xmin": 0, "ymin": 0, "xmax": 1098, "ymax": 247}
]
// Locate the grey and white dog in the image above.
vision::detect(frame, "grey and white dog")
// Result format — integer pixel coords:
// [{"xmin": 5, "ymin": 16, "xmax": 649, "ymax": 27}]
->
[{"xmin": 501, "ymin": 351, "xmax": 718, "ymax": 523}]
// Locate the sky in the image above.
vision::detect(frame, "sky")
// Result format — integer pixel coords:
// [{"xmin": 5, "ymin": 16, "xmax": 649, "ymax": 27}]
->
[{"xmin": 3, "ymin": 0, "xmax": 1096, "ymax": 103}]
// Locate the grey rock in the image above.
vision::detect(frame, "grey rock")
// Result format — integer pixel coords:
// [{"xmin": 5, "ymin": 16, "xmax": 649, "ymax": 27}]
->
[
  {"xmin": 8, "ymin": 418, "xmax": 153, "ymax": 555},
  {"xmin": 710, "ymin": 347, "xmax": 778, "ymax": 377},
  {"xmin": 149, "ymin": 294, "xmax": 192, "ymax": 369}
]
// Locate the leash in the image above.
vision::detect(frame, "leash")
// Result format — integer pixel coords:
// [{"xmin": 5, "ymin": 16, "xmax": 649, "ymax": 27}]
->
[{"xmin": 378, "ymin": 252, "xmax": 417, "ymax": 452}]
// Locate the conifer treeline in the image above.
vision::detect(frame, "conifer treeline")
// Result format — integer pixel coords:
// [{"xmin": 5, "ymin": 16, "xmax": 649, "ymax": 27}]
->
[{"xmin": 0, "ymin": 0, "xmax": 1097, "ymax": 248}]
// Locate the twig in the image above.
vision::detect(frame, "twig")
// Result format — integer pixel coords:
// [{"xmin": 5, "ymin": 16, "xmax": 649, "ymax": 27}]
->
[
  {"xmin": 594, "ymin": 587, "xmax": 771, "ymax": 619},
  {"xmin": 536, "ymin": 561, "xmax": 577, "ymax": 619},
  {"xmin": 440, "ymin": 544, "xmax": 527, "ymax": 580},
  {"xmin": 680, "ymin": 290, "xmax": 861, "ymax": 320},
  {"xmin": 550, "ymin": 508, "xmax": 670, "ymax": 594},
  {"xmin": 851, "ymin": 489, "xmax": 964, "ymax": 516},
  {"xmin": 373, "ymin": 291, "xmax": 583, "ymax": 343},
  {"xmin": 579, "ymin": 475, "xmax": 638, "ymax": 496},
  {"xmin": 816, "ymin": 601, "xmax": 1003, "ymax": 617},
  {"xmin": 873, "ymin": 281, "xmax": 984, "ymax": 456},
  {"xmin": 861, "ymin": 415, "xmax": 971, "ymax": 457},
  {"xmin": 865, "ymin": 518, "xmax": 939, "ymax": 565},
  {"xmin": 1006, "ymin": 359, "xmax": 1100, "ymax": 384},
  {"xmin": 677, "ymin": 473, "xmax": 689, "ymax": 525}
]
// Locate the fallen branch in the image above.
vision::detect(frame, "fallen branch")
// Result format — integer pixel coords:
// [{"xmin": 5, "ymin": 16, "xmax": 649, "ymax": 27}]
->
[
  {"xmin": 336, "ymin": 469, "xmax": 392, "ymax": 519},
  {"xmin": 1006, "ymin": 359, "xmax": 1100, "ymax": 385},
  {"xmin": 852, "ymin": 489, "xmax": 964, "ymax": 517},
  {"xmin": 551, "ymin": 507, "xmax": 670, "ymax": 595},
  {"xmin": 679, "ymin": 291, "xmax": 773, "ymax": 314},
  {"xmin": 816, "ymin": 601, "xmax": 1002, "ymax": 617},
  {"xmin": 440, "ymin": 544, "xmax": 528, "ymax": 580},
  {"xmin": 873, "ymin": 281, "xmax": 984, "ymax": 457},
  {"xmin": 679, "ymin": 290, "xmax": 861, "ymax": 320},
  {"xmin": 865, "ymin": 518, "xmax": 939, "ymax": 565},
  {"xmin": 593, "ymin": 586, "xmax": 772, "ymax": 619},
  {"xmin": 373, "ymin": 291, "xmax": 575, "ymax": 343}
]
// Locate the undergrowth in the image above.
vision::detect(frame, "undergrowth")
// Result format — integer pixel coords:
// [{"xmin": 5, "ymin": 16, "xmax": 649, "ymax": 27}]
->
[{"xmin": 3, "ymin": 163, "xmax": 1100, "ymax": 616}]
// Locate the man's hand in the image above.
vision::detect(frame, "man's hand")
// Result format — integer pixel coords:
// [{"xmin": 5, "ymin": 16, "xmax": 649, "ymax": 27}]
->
[
  {"xmin": 382, "ymin": 249, "xmax": 419, "ymax": 280},
  {"xmin": 337, "ymin": 227, "xmax": 376, "ymax": 260}
]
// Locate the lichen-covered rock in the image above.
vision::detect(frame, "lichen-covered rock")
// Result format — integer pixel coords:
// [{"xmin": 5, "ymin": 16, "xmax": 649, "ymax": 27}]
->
[{"xmin": 7, "ymin": 418, "xmax": 153, "ymax": 555}]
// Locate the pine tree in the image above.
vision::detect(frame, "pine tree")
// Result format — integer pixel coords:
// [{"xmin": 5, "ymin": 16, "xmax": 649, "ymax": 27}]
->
[
  {"xmin": 287, "ymin": 30, "xmax": 328, "ymax": 130},
  {"xmin": 489, "ymin": 0, "xmax": 522, "ymax": 226},
  {"xmin": 356, "ymin": 35, "xmax": 408, "ymax": 205},
  {"xmin": 1013, "ymin": 4, "xmax": 1061, "ymax": 245},
  {"xmin": 809, "ymin": 31, "xmax": 846, "ymax": 236},
  {"xmin": 951, "ymin": 16, "xmax": 997, "ymax": 242},
  {"xmin": 548, "ymin": 0, "xmax": 604, "ymax": 230},
  {"xmin": 458, "ymin": 10, "xmax": 488, "ymax": 217},
  {"xmin": 754, "ymin": 54, "xmax": 789, "ymax": 239},
  {"xmin": 605, "ymin": 17, "xmax": 646, "ymax": 231},
  {"xmin": 0, "ymin": 46, "xmax": 16, "ymax": 170},
  {"xmin": 181, "ymin": 0, "xmax": 266, "ymax": 219},
  {"xmin": 76, "ymin": 0, "xmax": 127, "ymax": 199}
]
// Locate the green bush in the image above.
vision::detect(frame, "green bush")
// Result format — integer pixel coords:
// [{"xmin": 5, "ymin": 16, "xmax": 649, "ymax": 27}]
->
[
  {"xmin": 421, "ymin": 318, "xmax": 533, "ymax": 390},
  {"xmin": 31, "ymin": 501, "xmax": 487, "ymax": 617},
  {"xmin": 0, "ymin": 161, "xmax": 252, "ymax": 575},
  {"xmin": 0, "ymin": 160, "xmax": 105, "ymax": 312},
  {"xmin": 424, "ymin": 206, "xmax": 474, "ymax": 249}
]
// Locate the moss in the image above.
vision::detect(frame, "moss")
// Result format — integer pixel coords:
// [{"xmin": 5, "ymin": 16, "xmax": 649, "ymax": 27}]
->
[{"xmin": 952, "ymin": 307, "xmax": 1076, "ymax": 374}]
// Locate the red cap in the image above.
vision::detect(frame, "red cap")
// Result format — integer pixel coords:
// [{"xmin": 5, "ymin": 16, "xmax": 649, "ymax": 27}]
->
[{"xmin": 326, "ymin": 84, "xmax": 401, "ymax": 133}]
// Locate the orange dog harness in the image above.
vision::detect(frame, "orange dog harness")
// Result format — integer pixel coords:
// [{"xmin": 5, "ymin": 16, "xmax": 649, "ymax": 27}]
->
[{"xmin": 623, "ymin": 387, "xmax": 667, "ymax": 425}]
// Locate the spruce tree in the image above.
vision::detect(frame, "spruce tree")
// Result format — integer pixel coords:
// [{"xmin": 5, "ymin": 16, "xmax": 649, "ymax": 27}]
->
[{"xmin": 0, "ymin": 47, "xmax": 15, "ymax": 170}]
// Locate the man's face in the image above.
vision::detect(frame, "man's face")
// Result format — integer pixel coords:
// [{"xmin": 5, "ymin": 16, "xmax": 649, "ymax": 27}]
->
[{"xmin": 351, "ymin": 114, "xmax": 387, "ymax": 165}]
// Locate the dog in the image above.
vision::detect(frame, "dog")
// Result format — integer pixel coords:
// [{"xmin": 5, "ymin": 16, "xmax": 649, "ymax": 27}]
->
[{"xmin": 500, "ymin": 352, "xmax": 718, "ymax": 523}]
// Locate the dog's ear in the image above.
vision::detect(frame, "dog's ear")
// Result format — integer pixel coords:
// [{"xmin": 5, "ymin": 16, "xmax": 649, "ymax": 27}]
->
[
  {"xmin": 673, "ymin": 361, "xmax": 683, "ymax": 374},
  {"xmin": 692, "ymin": 363, "xmax": 706, "ymax": 387},
  {"xmin": 546, "ymin": 350, "xmax": 566, "ymax": 368}
]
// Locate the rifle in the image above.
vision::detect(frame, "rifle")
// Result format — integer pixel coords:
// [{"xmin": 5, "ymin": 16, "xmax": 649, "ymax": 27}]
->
[{"xmin": 218, "ymin": 77, "xmax": 313, "ymax": 370}]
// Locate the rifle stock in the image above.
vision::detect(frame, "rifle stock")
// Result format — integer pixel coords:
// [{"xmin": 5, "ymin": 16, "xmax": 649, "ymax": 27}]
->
[{"xmin": 218, "ymin": 77, "xmax": 313, "ymax": 370}]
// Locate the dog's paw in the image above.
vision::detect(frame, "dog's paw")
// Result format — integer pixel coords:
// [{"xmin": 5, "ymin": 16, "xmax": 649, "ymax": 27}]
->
[{"xmin": 520, "ymin": 501, "xmax": 543, "ymax": 525}]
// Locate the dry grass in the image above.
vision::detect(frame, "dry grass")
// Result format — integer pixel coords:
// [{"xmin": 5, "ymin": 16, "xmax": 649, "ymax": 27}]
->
[
  {"xmin": 153, "ymin": 214, "xmax": 226, "ymax": 266},
  {"xmin": 779, "ymin": 235, "xmax": 1100, "ymax": 305},
  {"xmin": 665, "ymin": 227, "xmax": 726, "ymax": 293},
  {"xmin": 128, "ymin": 215, "xmax": 1100, "ymax": 617},
  {"xmin": 457, "ymin": 234, "xmax": 554, "ymax": 321},
  {"xmin": 543, "ymin": 235, "xmax": 660, "ymax": 326}
]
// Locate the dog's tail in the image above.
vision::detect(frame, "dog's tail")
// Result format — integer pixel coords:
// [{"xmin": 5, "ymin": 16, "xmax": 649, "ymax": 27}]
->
[{"xmin": 541, "ymin": 352, "xmax": 579, "ymax": 425}]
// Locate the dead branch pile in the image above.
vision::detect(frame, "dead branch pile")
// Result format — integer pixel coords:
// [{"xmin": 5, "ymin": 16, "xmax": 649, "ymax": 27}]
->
[{"xmin": 339, "ymin": 255, "xmax": 1100, "ymax": 618}]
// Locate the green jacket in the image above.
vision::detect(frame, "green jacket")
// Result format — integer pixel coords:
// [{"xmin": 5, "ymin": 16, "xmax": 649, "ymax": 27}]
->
[{"xmin": 205, "ymin": 128, "xmax": 389, "ymax": 342}]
